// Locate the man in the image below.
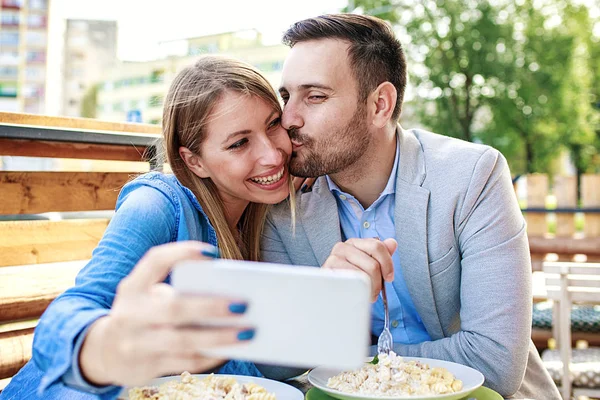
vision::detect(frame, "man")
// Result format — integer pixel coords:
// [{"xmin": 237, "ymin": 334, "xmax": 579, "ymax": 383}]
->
[{"xmin": 261, "ymin": 13, "xmax": 560, "ymax": 399}]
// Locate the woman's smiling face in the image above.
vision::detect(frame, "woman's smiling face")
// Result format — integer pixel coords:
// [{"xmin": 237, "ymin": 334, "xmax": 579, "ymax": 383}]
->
[{"xmin": 188, "ymin": 90, "xmax": 292, "ymax": 211}]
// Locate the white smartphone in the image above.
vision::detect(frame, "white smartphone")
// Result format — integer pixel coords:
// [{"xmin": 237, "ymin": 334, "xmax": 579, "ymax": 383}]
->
[{"xmin": 171, "ymin": 259, "xmax": 371, "ymax": 370}]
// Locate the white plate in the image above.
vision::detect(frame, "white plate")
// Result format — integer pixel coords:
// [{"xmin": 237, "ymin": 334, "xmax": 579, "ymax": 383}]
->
[
  {"xmin": 308, "ymin": 357, "xmax": 485, "ymax": 400},
  {"xmin": 118, "ymin": 374, "xmax": 304, "ymax": 400}
]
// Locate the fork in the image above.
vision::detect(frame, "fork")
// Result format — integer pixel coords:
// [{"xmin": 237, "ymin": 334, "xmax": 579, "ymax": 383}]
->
[{"xmin": 377, "ymin": 276, "xmax": 394, "ymax": 355}]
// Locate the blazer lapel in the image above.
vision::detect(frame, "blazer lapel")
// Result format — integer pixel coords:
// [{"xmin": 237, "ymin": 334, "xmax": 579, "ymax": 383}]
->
[
  {"xmin": 395, "ymin": 127, "xmax": 445, "ymax": 340},
  {"xmin": 300, "ymin": 178, "xmax": 343, "ymax": 266}
]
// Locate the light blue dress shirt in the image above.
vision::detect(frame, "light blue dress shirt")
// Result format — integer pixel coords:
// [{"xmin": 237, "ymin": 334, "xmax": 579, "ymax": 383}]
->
[{"xmin": 325, "ymin": 139, "xmax": 431, "ymax": 345}]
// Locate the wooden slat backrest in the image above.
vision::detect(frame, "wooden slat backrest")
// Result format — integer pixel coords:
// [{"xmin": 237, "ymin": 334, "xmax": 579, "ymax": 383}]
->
[
  {"xmin": 0, "ymin": 172, "xmax": 133, "ymax": 215},
  {"xmin": 0, "ymin": 261, "xmax": 86, "ymax": 323},
  {"xmin": 542, "ymin": 261, "xmax": 600, "ymax": 399},
  {"xmin": 544, "ymin": 262, "xmax": 600, "ymax": 303},
  {"xmin": 0, "ymin": 220, "xmax": 109, "ymax": 267},
  {"xmin": 0, "ymin": 111, "xmax": 161, "ymax": 134},
  {"xmin": 0, "ymin": 329, "xmax": 34, "ymax": 380},
  {"xmin": 0, "ymin": 138, "xmax": 153, "ymax": 161},
  {"xmin": 0, "ymin": 113, "xmax": 161, "ymax": 383}
]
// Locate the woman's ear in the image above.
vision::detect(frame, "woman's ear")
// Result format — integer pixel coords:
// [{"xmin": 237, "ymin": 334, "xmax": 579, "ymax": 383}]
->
[
  {"xmin": 179, "ymin": 146, "xmax": 210, "ymax": 178},
  {"xmin": 370, "ymin": 82, "xmax": 397, "ymax": 128}
]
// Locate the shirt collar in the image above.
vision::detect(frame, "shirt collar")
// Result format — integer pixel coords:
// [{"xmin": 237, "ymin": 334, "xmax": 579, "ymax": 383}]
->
[{"xmin": 326, "ymin": 137, "xmax": 399, "ymax": 198}]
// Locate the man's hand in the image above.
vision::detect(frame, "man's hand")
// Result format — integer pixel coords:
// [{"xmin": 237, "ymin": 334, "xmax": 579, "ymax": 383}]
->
[{"xmin": 322, "ymin": 238, "xmax": 397, "ymax": 302}]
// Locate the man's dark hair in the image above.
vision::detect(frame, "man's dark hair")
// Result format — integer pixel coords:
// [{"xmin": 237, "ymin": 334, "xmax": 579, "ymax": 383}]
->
[{"xmin": 283, "ymin": 13, "xmax": 407, "ymax": 121}]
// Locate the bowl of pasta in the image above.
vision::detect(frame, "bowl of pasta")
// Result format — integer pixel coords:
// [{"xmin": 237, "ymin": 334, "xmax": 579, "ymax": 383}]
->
[
  {"xmin": 308, "ymin": 352, "xmax": 484, "ymax": 400},
  {"xmin": 119, "ymin": 371, "xmax": 304, "ymax": 400}
]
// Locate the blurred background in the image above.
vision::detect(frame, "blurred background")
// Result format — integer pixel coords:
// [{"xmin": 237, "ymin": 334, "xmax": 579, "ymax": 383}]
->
[
  {"xmin": 0, "ymin": 0, "xmax": 598, "ymax": 177},
  {"xmin": 0, "ymin": 3, "xmax": 599, "ymax": 394}
]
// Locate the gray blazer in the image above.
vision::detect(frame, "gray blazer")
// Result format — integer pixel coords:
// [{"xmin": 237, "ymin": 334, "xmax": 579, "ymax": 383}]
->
[{"xmin": 261, "ymin": 127, "xmax": 559, "ymax": 399}]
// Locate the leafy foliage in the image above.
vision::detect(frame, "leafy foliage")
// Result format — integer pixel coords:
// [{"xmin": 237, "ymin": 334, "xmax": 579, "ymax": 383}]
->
[{"xmin": 346, "ymin": 0, "xmax": 599, "ymax": 174}]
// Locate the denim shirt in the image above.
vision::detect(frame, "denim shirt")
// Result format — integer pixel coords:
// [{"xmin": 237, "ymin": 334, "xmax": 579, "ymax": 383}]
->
[{"xmin": 25, "ymin": 172, "xmax": 262, "ymax": 399}]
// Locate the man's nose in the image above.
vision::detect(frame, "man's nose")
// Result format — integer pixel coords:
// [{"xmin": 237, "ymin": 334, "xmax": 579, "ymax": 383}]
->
[{"xmin": 281, "ymin": 104, "xmax": 303, "ymax": 131}]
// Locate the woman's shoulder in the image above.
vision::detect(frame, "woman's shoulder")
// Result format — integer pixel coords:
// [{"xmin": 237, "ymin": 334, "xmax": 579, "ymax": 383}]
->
[
  {"xmin": 116, "ymin": 172, "xmax": 212, "ymax": 237},
  {"xmin": 114, "ymin": 172, "xmax": 181, "ymax": 213},
  {"xmin": 119, "ymin": 171, "xmax": 185, "ymax": 203}
]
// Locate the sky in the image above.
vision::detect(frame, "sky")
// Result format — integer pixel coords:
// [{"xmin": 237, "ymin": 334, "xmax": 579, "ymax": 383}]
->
[
  {"xmin": 45, "ymin": 0, "xmax": 599, "ymax": 115},
  {"xmin": 50, "ymin": 0, "xmax": 348, "ymax": 61},
  {"xmin": 45, "ymin": 0, "xmax": 348, "ymax": 114}
]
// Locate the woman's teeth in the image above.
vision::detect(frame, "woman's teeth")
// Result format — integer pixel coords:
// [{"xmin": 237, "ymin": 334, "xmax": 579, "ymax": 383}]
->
[{"xmin": 250, "ymin": 168, "xmax": 284, "ymax": 184}]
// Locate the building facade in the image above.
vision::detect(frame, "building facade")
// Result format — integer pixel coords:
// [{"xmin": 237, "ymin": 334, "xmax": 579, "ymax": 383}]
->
[
  {"xmin": 96, "ymin": 29, "xmax": 289, "ymax": 125},
  {"xmin": 0, "ymin": 0, "xmax": 49, "ymax": 114},
  {"xmin": 62, "ymin": 19, "xmax": 117, "ymax": 117}
]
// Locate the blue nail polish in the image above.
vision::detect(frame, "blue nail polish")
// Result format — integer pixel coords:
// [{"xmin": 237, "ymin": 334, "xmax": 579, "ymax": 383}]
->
[
  {"xmin": 237, "ymin": 329, "xmax": 255, "ymax": 341},
  {"xmin": 201, "ymin": 246, "xmax": 220, "ymax": 258},
  {"xmin": 228, "ymin": 302, "xmax": 248, "ymax": 314},
  {"xmin": 300, "ymin": 184, "xmax": 308, "ymax": 193}
]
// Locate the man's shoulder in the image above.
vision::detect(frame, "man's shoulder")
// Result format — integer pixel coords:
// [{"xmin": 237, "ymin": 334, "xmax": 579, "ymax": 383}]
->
[
  {"xmin": 411, "ymin": 128, "xmax": 494, "ymax": 157},
  {"xmin": 409, "ymin": 128, "xmax": 502, "ymax": 174}
]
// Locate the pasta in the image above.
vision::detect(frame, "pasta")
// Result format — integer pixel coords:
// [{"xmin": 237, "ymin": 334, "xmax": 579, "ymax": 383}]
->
[
  {"xmin": 128, "ymin": 372, "xmax": 276, "ymax": 400},
  {"xmin": 327, "ymin": 352, "xmax": 463, "ymax": 396}
]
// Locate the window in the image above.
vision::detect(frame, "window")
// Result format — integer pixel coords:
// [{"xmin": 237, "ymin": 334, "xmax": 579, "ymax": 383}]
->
[
  {"xmin": 24, "ymin": 102, "xmax": 41, "ymax": 113},
  {"xmin": 28, "ymin": 0, "xmax": 47, "ymax": 10},
  {"xmin": 26, "ymin": 31, "xmax": 46, "ymax": 46},
  {"xmin": 27, "ymin": 14, "xmax": 46, "ymax": 28},
  {"xmin": 22, "ymin": 84, "xmax": 43, "ymax": 97},
  {"xmin": 0, "ymin": 66, "xmax": 18, "ymax": 79},
  {"xmin": 26, "ymin": 50, "xmax": 45, "ymax": 63},
  {"xmin": 1, "ymin": 0, "xmax": 23, "ymax": 9},
  {"xmin": 0, "ymin": 51, "xmax": 19, "ymax": 65},
  {"xmin": 0, "ymin": 83, "xmax": 18, "ymax": 97},
  {"xmin": 25, "ymin": 66, "xmax": 45, "ymax": 80},
  {"xmin": 0, "ymin": 32, "xmax": 20, "ymax": 46},
  {"xmin": 1, "ymin": 11, "xmax": 20, "ymax": 25}
]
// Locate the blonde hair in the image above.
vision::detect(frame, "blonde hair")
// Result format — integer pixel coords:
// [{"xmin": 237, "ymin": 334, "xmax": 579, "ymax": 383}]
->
[{"xmin": 161, "ymin": 55, "xmax": 295, "ymax": 261}]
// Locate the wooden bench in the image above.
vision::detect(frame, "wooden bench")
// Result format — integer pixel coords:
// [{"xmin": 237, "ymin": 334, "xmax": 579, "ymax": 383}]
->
[{"xmin": 0, "ymin": 112, "xmax": 161, "ymax": 390}]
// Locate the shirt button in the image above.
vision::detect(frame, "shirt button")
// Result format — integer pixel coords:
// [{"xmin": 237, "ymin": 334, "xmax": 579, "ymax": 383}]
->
[
  {"xmin": 363, "ymin": 221, "xmax": 370, "ymax": 229},
  {"xmin": 391, "ymin": 320, "xmax": 399, "ymax": 328},
  {"xmin": 339, "ymin": 194, "xmax": 347, "ymax": 200}
]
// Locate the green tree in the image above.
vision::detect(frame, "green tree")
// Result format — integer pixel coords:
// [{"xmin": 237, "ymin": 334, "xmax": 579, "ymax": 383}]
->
[
  {"xmin": 559, "ymin": 3, "xmax": 599, "ymax": 176},
  {"xmin": 344, "ymin": 0, "xmax": 398, "ymax": 23},
  {"xmin": 80, "ymin": 84, "xmax": 99, "ymax": 119},
  {"xmin": 345, "ymin": 0, "xmax": 598, "ymax": 175}
]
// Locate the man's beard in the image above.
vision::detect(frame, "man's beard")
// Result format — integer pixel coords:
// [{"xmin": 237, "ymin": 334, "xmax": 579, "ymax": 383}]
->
[{"xmin": 288, "ymin": 106, "xmax": 370, "ymax": 178}]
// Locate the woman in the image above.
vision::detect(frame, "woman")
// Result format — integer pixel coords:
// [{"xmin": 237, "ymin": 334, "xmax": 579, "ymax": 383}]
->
[{"xmin": 0, "ymin": 56, "xmax": 296, "ymax": 399}]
